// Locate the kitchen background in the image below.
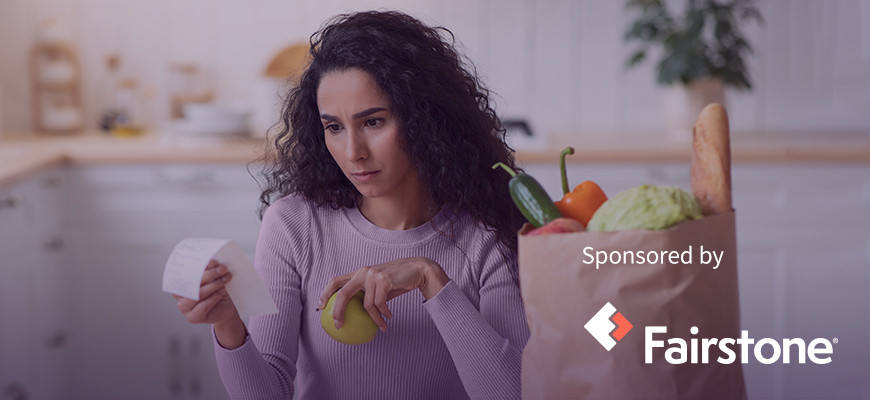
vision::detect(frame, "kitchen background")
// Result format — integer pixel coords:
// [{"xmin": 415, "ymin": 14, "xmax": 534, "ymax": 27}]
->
[
  {"xmin": 0, "ymin": 1, "xmax": 869, "ymax": 400},
  {"xmin": 1, "ymin": 0, "xmax": 869, "ymax": 136}
]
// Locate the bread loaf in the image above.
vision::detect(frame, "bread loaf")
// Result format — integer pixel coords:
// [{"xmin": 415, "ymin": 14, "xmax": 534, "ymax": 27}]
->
[{"xmin": 691, "ymin": 103, "xmax": 732, "ymax": 215}]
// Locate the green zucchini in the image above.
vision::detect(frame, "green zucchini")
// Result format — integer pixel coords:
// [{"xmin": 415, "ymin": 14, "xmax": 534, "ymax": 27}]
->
[{"xmin": 492, "ymin": 162, "xmax": 562, "ymax": 227}]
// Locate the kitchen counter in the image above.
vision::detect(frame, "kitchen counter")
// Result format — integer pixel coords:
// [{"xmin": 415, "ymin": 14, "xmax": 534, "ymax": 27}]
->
[
  {"xmin": 2, "ymin": 129, "xmax": 870, "ymax": 192},
  {"xmin": 0, "ymin": 131, "xmax": 266, "ymax": 191},
  {"xmin": 536, "ymin": 130, "xmax": 870, "ymax": 163}
]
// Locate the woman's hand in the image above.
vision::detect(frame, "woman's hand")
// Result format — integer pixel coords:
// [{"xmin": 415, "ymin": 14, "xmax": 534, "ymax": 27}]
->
[
  {"xmin": 317, "ymin": 257, "xmax": 449, "ymax": 333},
  {"xmin": 172, "ymin": 259, "xmax": 246, "ymax": 349}
]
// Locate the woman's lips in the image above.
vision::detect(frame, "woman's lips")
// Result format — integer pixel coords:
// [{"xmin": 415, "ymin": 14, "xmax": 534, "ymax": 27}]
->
[{"xmin": 352, "ymin": 171, "xmax": 380, "ymax": 181}]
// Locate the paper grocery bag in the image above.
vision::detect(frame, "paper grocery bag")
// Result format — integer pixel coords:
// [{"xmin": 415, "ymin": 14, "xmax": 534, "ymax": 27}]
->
[{"xmin": 519, "ymin": 212, "xmax": 746, "ymax": 399}]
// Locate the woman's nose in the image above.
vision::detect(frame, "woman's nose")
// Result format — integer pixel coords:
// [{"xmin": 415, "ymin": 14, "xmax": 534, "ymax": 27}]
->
[{"xmin": 345, "ymin": 127, "xmax": 368, "ymax": 161}]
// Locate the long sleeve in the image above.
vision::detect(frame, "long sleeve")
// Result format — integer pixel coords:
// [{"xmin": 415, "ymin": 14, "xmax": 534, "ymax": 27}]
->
[
  {"xmin": 212, "ymin": 199, "xmax": 311, "ymax": 399},
  {"xmin": 210, "ymin": 197, "xmax": 527, "ymax": 399},
  {"xmin": 422, "ymin": 229, "xmax": 530, "ymax": 400}
]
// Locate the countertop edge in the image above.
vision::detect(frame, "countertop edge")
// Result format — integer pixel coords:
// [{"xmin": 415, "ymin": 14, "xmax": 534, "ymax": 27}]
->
[
  {"xmin": 0, "ymin": 150, "xmax": 68, "ymax": 193},
  {"xmin": 2, "ymin": 132, "xmax": 870, "ymax": 192}
]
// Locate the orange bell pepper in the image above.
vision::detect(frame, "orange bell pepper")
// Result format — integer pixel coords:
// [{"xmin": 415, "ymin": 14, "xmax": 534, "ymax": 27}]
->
[{"xmin": 554, "ymin": 147, "xmax": 608, "ymax": 226}]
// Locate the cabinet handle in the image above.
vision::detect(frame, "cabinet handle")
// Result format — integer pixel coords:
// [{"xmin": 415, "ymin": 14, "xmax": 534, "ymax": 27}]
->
[
  {"xmin": 3, "ymin": 382, "xmax": 28, "ymax": 400},
  {"xmin": 157, "ymin": 168, "xmax": 216, "ymax": 185},
  {"xmin": 189, "ymin": 335, "xmax": 203, "ymax": 396},
  {"xmin": 646, "ymin": 166, "xmax": 664, "ymax": 181},
  {"xmin": 0, "ymin": 196, "xmax": 19, "ymax": 210},
  {"xmin": 645, "ymin": 166, "xmax": 690, "ymax": 183},
  {"xmin": 43, "ymin": 174, "xmax": 64, "ymax": 188},
  {"xmin": 189, "ymin": 376, "xmax": 202, "ymax": 397},
  {"xmin": 43, "ymin": 237, "xmax": 64, "ymax": 253},
  {"xmin": 169, "ymin": 335, "xmax": 183, "ymax": 396},
  {"xmin": 45, "ymin": 329, "xmax": 68, "ymax": 349}
]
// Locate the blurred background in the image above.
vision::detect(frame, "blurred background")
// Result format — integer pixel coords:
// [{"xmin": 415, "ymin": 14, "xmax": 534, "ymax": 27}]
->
[
  {"xmin": 0, "ymin": 0, "xmax": 868, "ymax": 399},
  {"xmin": 1, "ymin": 0, "xmax": 869, "ymax": 135}
]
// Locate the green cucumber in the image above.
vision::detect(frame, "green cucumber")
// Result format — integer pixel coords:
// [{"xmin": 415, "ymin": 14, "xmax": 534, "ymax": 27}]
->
[{"xmin": 492, "ymin": 162, "xmax": 562, "ymax": 228}]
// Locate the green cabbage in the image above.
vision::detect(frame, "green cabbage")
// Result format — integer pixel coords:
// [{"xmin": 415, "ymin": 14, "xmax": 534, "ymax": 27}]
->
[{"xmin": 587, "ymin": 184, "xmax": 703, "ymax": 232}]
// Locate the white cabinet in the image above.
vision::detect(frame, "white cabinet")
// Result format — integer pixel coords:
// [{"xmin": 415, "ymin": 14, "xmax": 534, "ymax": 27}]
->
[
  {"xmin": 522, "ymin": 161, "xmax": 870, "ymax": 399},
  {"xmin": 3, "ymin": 164, "xmax": 263, "ymax": 399},
  {"xmin": 731, "ymin": 165, "xmax": 870, "ymax": 400},
  {"xmin": 61, "ymin": 164, "xmax": 263, "ymax": 399},
  {"xmin": 0, "ymin": 250, "xmax": 35, "ymax": 400},
  {"xmin": 0, "ymin": 169, "xmax": 68, "ymax": 399}
]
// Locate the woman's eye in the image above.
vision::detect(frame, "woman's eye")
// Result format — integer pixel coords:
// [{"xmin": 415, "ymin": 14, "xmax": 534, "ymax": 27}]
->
[
  {"xmin": 325, "ymin": 124, "xmax": 341, "ymax": 132},
  {"xmin": 364, "ymin": 118, "xmax": 381, "ymax": 128}
]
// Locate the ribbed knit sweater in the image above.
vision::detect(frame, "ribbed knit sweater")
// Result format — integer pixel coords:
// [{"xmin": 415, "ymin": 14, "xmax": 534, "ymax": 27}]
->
[{"xmin": 212, "ymin": 194, "xmax": 530, "ymax": 399}]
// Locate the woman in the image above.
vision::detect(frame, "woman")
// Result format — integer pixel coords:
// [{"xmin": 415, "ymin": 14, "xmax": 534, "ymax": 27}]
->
[{"xmin": 173, "ymin": 10, "xmax": 529, "ymax": 399}]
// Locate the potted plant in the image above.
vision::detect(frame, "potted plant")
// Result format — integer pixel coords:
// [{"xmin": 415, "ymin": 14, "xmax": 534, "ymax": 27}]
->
[{"xmin": 624, "ymin": 0, "xmax": 762, "ymax": 141}]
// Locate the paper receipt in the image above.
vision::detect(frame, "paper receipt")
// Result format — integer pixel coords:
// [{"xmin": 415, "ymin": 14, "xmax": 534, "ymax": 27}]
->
[{"xmin": 163, "ymin": 238, "xmax": 278, "ymax": 319}]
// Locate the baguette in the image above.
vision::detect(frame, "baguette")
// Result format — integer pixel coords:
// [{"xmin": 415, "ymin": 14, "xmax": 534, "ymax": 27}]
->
[{"xmin": 691, "ymin": 103, "xmax": 732, "ymax": 215}]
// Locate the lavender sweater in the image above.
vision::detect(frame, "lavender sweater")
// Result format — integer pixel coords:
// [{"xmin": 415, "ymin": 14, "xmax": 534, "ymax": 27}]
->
[{"xmin": 212, "ymin": 195, "xmax": 530, "ymax": 399}]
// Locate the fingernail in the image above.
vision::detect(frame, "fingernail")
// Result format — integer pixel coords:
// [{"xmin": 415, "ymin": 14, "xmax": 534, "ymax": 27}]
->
[
  {"xmin": 334, "ymin": 319, "xmax": 342, "ymax": 329},
  {"xmin": 380, "ymin": 326, "xmax": 386, "ymax": 333},
  {"xmin": 318, "ymin": 301, "xmax": 323, "ymax": 309},
  {"xmin": 222, "ymin": 275, "xmax": 231, "ymax": 282}
]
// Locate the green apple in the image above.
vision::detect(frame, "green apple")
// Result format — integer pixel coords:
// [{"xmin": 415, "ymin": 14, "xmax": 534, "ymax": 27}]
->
[{"xmin": 320, "ymin": 290, "xmax": 378, "ymax": 345}]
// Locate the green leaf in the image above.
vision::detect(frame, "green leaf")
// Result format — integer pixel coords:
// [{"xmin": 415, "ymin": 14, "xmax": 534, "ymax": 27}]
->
[
  {"xmin": 627, "ymin": 50, "xmax": 647, "ymax": 67},
  {"xmin": 625, "ymin": 20, "xmax": 652, "ymax": 40},
  {"xmin": 663, "ymin": 32, "xmax": 681, "ymax": 48},
  {"xmin": 741, "ymin": 5, "xmax": 764, "ymax": 24},
  {"xmin": 688, "ymin": 10, "xmax": 705, "ymax": 36},
  {"xmin": 658, "ymin": 51, "xmax": 691, "ymax": 85},
  {"xmin": 626, "ymin": 0, "xmax": 761, "ymax": 89}
]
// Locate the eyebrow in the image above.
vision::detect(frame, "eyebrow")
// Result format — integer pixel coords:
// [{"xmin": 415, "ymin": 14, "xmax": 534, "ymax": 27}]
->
[{"xmin": 320, "ymin": 107, "xmax": 386, "ymax": 122}]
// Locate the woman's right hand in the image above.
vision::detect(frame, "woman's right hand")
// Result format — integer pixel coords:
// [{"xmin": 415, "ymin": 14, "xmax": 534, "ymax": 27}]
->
[
  {"xmin": 173, "ymin": 260, "xmax": 247, "ymax": 349},
  {"xmin": 172, "ymin": 259, "xmax": 240, "ymax": 326}
]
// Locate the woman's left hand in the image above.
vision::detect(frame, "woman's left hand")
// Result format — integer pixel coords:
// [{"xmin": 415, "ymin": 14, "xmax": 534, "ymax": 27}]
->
[{"xmin": 317, "ymin": 257, "xmax": 449, "ymax": 332}]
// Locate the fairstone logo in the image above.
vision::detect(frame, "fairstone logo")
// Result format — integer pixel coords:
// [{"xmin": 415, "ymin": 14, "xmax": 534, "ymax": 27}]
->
[
  {"xmin": 645, "ymin": 326, "xmax": 835, "ymax": 365},
  {"xmin": 586, "ymin": 303, "xmax": 836, "ymax": 364},
  {"xmin": 584, "ymin": 302, "xmax": 633, "ymax": 351}
]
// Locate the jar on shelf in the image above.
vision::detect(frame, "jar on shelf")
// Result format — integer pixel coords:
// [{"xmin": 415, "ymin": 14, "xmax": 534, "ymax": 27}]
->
[
  {"xmin": 167, "ymin": 64, "xmax": 214, "ymax": 120},
  {"xmin": 29, "ymin": 20, "xmax": 84, "ymax": 135}
]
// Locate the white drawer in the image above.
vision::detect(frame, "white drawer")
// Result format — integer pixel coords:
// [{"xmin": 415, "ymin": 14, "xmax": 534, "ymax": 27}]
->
[
  {"xmin": 62, "ymin": 164, "xmax": 263, "ymax": 190},
  {"xmin": 0, "ymin": 170, "xmax": 63, "ymax": 257},
  {"xmin": 62, "ymin": 164, "xmax": 264, "ymax": 223}
]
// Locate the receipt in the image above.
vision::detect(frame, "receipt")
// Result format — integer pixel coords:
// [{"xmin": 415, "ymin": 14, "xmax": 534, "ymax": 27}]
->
[{"xmin": 163, "ymin": 238, "xmax": 278, "ymax": 319}]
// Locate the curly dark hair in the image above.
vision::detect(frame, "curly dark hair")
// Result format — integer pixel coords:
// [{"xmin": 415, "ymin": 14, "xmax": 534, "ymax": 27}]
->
[{"xmin": 257, "ymin": 10, "xmax": 526, "ymax": 261}]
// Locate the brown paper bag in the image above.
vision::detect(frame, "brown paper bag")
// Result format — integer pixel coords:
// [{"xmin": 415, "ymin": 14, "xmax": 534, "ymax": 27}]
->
[{"xmin": 519, "ymin": 211, "xmax": 746, "ymax": 399}]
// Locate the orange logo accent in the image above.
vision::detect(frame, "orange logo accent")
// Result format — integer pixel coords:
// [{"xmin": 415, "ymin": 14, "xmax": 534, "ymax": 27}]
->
[{"xmin": 612, "ymin": 312, "xmax": 633, "ymax": 341}]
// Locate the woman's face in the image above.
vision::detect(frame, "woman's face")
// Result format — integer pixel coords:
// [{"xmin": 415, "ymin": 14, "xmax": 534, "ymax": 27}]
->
[{"xmin": 318, "ymin": 68, "xmax": 418, "ymax": 200}]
